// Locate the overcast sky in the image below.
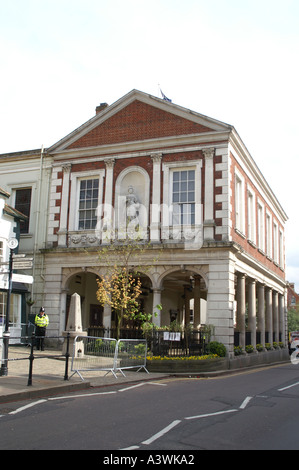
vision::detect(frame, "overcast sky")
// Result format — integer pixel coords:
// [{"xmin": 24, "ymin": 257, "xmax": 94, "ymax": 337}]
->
[{"xmin": 0, "ymin": 0, "xmax": 298, "ymax": 288}]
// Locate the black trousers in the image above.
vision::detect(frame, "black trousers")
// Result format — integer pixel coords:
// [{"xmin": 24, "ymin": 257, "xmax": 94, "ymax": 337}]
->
[{"xmin": 35, "ymin": 327, "xmax": 46, "ymax": 350}]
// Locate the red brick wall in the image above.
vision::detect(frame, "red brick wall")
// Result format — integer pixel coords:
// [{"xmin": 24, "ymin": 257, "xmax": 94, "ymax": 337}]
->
[{"xmin": 67, "ymin": 100, "xmax": 213, "ymax": 149}]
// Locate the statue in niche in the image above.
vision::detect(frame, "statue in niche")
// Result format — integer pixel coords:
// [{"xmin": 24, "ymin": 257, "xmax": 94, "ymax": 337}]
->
[{"xmin": 126, "ymin": 186, "xmax": 140, "ymax": 229}]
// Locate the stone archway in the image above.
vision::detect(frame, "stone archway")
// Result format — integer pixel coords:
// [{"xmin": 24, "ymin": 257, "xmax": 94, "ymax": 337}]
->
[
  {"xmin": 64, "ymin": 270, "xmax": 102, "ymax": 332},
  {"xmin": 157, "ymin": 267, "xmax": 208, "ymax": 328}
]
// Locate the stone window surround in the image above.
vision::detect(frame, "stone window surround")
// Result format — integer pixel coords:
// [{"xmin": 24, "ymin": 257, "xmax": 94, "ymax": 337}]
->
[{"xmin": 69, "ymin": 169, "xmax": 105, "ymax": 232}]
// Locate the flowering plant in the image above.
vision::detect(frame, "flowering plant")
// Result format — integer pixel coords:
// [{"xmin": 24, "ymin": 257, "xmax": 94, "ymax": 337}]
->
[{"xmin": 146, "ymin": 354, "xmax": 218, "ymax": 361}]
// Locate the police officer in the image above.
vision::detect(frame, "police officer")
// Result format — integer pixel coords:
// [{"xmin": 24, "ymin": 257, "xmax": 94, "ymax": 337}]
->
[{"xmin": 35, "ymin": 307, "xmax": 49, "ymax": 351}]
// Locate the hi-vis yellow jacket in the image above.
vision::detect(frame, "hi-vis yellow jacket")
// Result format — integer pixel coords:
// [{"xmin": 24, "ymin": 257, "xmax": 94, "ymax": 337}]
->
[{"xmin": 35, "ymin": 313, "xmax": 49, "ymax": 328}]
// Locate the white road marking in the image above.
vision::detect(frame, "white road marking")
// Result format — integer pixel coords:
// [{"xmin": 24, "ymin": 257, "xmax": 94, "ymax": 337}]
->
[
  {"xmin": 142, "ymin": 420, "xmax": 182, "ymax": 445},
  {"xmin": 118, "ymin": 383, "xmax": 146, "ymax": 392},
  {"xmin": 239, "ymin": 396, "xmax": 253, "ymax": 409},
  {"xmin": 9, "ymin": 399, "xmax": 47, "ymax": 415},
  {"xmin": 121, "ymin": 445, "xmax": 140, "ymax": 450},
  {"xmin": 278, "ymin": 381, "xmax": 299, "ymax": 391},
  {"xmin": 185, "ymin": 409, "xmax": 238, "ymax": 420},
  {"xmin": 48, "ymin": 391, "xmax": 117, "ymax": 400}
]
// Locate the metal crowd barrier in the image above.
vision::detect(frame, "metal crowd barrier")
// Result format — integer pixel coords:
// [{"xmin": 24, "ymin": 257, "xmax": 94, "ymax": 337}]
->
[
  {"xmin": 70, "ymin": 336, "xmax": 118, "ymax": 380},
  {"xmin": 115, "ymin": 338, "xmax": 148, "ymax": 376},
  {"xmin": 70, "ymin": 335, "xmax": 149, "ymax": 380}
]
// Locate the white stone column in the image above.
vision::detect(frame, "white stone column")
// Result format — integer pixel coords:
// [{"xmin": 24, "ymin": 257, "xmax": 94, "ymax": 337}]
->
[
  {"xmin": 193, "ymin": 275, "xmax": 201, "ymax": 328},
  {"xmin": 102, "ymin": 158, "xmax": 115, "ymax": 243},
  {"xmin": 150, "ymin": 153, "xmax": 162, "ymax": 243},
  {"xmin": 58, "ymin": 163, "xmax": 72, "ymax": 247},
  {"xmin": 60, "ymin": 289, "xmax": 68, "ymax": 333},
  {"xmin": 273, "ymin": 291, "xmax": 279, "ymax": 343},
  {"xmin": 248, "ymin": 279, "xmax": 256, "ymax": 350},
  {"xmin": 257, "ymin": 284, "xmax": 265, "ymax": 347},
  {"xmin": 152, "ymin": 289, "xmax": 162, "ymax": 327},
  {"xmin": 265, "ymin": 287, "xmax": 273, "ymax": 346},
  {"xmin": 103, "ymin": 304, "xmax": 112, "ymax": 333},
  {"xmin": 236, "ymin": 272, "xmax": 246, "ymax": 350},
  {"xmin": 184, "ymin": 286, "xmax": 191, "ymax": 325},
  {"xmin": 203, "ymin": 148, "xmax": 215, "ymax": 241},
  {"xmin": 279, "ymin": 293, "xmax": 286, "ymax": 345}
]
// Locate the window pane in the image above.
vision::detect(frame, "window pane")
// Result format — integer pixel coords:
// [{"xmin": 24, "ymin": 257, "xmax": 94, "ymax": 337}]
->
[
  {"xmin": 171, "ymin": 170, "xmax": 196, "ymax": 226},
  {"xmin": 78, "ymin": 179, "xmax": 99, "ymax": 230},
  {"xmin": 173, "ymin": 182, "xmax": 179, "ymax": 192},
  {"xmin": 172, "ymin": 204, "xmax": 180, "ymax": 225},
  {"xmin": 15, "ymin": 188, "xmax": 32, "ymax": 234},
  {"xmin": 180, "ymin": 192, "xmax": 187, "ymax": 203},
  {"xmin": 188, "ymin": 191, "xmax": 195, "ymax": 202},
  {"xmin": 181, "ymin": 171, "xmax": 187, "ymax": 180},
  {"xmin": 180, "ymin": 181, "xmax": 187, "ymax": 192}
]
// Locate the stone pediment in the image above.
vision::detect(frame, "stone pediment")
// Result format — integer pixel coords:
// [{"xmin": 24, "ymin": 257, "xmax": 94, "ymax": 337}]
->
[{"xmin": 48, "ymin": 89, "xmax": 232, "ymax": 153}]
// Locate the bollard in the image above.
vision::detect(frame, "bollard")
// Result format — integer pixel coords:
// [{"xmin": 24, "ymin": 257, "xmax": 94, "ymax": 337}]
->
[
  {"xmin": 27, "ymin": 332, "xmax": 35, "ymax": 386},
  {"xmin": 64, "ymin": 332, "xmax": 70, "ymax": 381}
]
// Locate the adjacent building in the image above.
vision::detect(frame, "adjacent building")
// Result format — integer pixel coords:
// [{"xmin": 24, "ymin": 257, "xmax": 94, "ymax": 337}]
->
[
  {"xmin": 0, "ymin": 187, "xmax": 28, "ymax": 341},
  {"xmin": 0, "ymin": 90, "xmax": 288, "ymax": 355},
  {"xmin": 287, "ymin": 283, "xmax": 299, "ymax": 309}
]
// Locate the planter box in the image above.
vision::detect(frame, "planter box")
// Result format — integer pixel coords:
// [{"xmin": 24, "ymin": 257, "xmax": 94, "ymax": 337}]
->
[
  {"xmin": 146, "ymin": 358, "xmax": 228, "ymax": 373},
  {"xmin": 229, "ymin": 348, "xmax": 289, "ymax": 370},
  {"xmin": 146, "ymin": 348, "xmax": 289, "ymax": 373}
]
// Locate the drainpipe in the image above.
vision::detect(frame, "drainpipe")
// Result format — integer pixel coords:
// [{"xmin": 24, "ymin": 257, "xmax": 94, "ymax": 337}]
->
[{"xmin": 31, "ymin": 145, "xmax": 44, "ymax": 301}]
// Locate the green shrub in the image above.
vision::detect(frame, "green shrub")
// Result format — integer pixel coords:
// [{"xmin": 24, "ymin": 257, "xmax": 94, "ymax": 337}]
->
[
  {"xmin": 207, "ymin": 341, "xmax": 226, "ymax": 357},
  {"xmin": 234, "ymin": 346, "xmax": 244, "ymax": 356},
  {"xmin": 134, "ymin": 343, "xmax": 146, "ymax": 355},
  {"xmin": 245, "ymin": 344, "xmax": 254, "ymax": 354}
]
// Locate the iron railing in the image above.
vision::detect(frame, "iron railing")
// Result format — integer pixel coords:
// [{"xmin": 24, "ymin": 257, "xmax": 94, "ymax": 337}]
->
[
  {"xmin": 0, "ymin": 332, "xmax": 71, "ymax": 386},
  {"xmin": 87, "ymin": 327, "xmax": 208, "ymax": 357}
]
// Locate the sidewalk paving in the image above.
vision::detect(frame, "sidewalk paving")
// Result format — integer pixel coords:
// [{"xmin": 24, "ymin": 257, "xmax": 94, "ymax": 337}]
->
[
  {"xmin": 1, "ymin": 347, "xmax": 288, "ymax": 404},
  {"xmin": 0, "ymin": 347, "xmax": 170, "ymax": 403}
]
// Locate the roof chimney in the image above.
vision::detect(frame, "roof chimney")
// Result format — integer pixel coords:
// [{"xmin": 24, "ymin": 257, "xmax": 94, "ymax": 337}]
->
[{"xmin": 96, "ymin": 103, "xmax": 108, "ymax": 114}]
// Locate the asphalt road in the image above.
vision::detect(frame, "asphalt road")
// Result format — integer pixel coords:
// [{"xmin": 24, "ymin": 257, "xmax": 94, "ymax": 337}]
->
[{"xmin": 1, "ymin": 362, "xmax": 299, "ymax": 451}]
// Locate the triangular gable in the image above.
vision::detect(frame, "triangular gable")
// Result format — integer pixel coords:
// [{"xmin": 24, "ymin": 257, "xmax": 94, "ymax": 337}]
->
[
  {"xmin": 66, "ymin": 100, "xmax": 215, "ymax": 150},
  {"xmin": 49, "ymin": 90, "xmax": 231, "ymax": 152}
]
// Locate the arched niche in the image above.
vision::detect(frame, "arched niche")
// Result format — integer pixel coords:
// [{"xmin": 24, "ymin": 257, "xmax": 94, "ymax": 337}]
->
[{"xmin": 114, "ymin": 166, "xmax": 150, "ymax": 237}]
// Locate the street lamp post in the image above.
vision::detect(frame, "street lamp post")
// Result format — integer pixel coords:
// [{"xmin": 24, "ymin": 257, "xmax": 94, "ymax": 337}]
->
[{"xmin": 0, "ymin": 238, "xmax": 18, "ymax": 376}]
